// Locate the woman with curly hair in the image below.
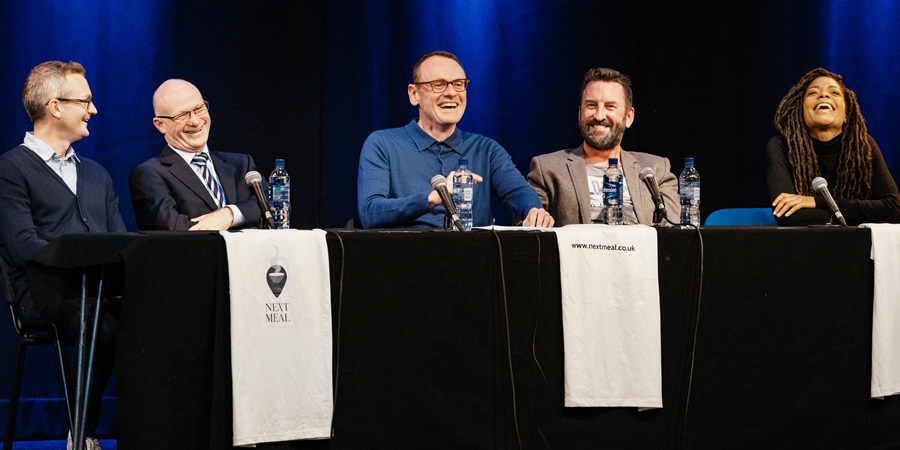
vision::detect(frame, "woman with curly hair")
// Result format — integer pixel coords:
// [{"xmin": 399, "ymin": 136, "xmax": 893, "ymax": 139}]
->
[{"xmin": 767, "ymin": 68, "xmax": 900, "ymax": 225}]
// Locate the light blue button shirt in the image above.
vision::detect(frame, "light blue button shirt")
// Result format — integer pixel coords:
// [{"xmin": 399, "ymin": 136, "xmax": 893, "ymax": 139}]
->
[{"xmin": 23, "ymin": 132, "xmax": 79, "ymax": 194}]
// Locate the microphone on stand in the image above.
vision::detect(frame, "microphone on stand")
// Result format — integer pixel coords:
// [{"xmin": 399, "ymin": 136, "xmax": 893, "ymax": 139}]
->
[
  {"xmin": 640, "ymin": 167, "xmax": 667, "ymax": 226},
  {"xmin": 430, "ymin": 175, "xmax": 463, "ymax": 231},
  {"xmin": 245, "ymin": 171, "xmax": 276, "ymax": 229},
  {"xmin": 811, "ymin": 177, "xmax": 847, "ymax": 226}
]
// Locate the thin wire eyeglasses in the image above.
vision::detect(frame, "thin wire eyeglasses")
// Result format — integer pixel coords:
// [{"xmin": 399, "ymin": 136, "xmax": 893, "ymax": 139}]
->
[{"xmin": 154, "ymin": 101, "xmax": 210, "ymax": 123}]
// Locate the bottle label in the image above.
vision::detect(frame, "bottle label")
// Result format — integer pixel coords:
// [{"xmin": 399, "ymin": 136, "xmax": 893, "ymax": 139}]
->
[
  {"xmin": 463, "ymin": 187, "xmax": 473, "ymax": 202},
  {"xmin": 272, "ymin": 184, "xmax": 289, "ymax": 202},
  {"xmin": 680, "ymin": 182, "xmax": 700, "ymax": 203},
  {"xmin": 602, "ymin": 177, "xmax": 621, "ymax": 205}
]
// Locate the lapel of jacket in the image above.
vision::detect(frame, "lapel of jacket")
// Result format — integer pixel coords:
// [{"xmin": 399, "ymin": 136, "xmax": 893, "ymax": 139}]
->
[
  {"xmin": 160, "ymin": 145, "xmax": 219, "ymax": 211},
  {"xmin": 209, "ymin": 151, "xmax": 236, "ymax": 204},
  {"xmin": 565, "ymin": 144, "xmax": 593, "ymax": 224},
  {"xmin": 620, "ymin": 149, "xmax": 650, "ymax": 225}
]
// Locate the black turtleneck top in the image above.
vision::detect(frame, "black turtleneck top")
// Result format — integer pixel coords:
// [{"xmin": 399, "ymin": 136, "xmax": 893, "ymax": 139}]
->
[
  {"xmin": 766, "ymin": 133, "xmax": 900, "ymax": 225},
  {"xmin": 812, "ymin": 134, "xmax": 842, "ymax": 184}
]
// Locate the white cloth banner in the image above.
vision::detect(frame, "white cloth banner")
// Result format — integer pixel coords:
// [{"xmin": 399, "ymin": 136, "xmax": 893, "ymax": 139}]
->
[
  {"xmin": 220, "ymin": 229, "xmax": 333, "ymax": 445},
  {"xmin": 861, "ymin": 223, "xmax": 900, "ymax": 399},
  {"xmin": 554, "ymin": 224, "xmax": 662, "ymax": 408}
]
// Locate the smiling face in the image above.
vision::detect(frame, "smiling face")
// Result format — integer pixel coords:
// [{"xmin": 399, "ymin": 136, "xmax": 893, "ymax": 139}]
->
[
  {"xmin": 408, "ymin": 55, "xmax": 467, "ymax": 139},
  {"xmin": 59, "ymin": 74, "xmax": 97, "ymax": 142},
  {"xmin": 803, "ymin": 76, "xmax": 845, "ymax": 138},
  {"xmin": 579, "ymin": 80, "xmax": 634, "ymax": 152},
  {"xmin": 152, "ymin": 79, "xmax": 210, "ymax": 153}
]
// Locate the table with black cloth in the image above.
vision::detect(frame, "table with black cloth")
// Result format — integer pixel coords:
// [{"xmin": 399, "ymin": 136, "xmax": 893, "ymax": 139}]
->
[{"xmin": 24, "ymin": 227, "xmax": 900, "ymax": 449}]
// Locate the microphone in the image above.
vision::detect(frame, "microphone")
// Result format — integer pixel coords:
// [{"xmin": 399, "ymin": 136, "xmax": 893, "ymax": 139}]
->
[
  {"xmin": 430, "ymin": 175, "xmax": 463, "ymax": 231},
  {"xmin": 811, "ymin": 177, "xmax": 847, "ymax": 226},
  {"xmin": 640, "ymin": 167, "xmax": 667, "ymax": 225},
  {"xmin": 244, "ymin": 171, "xmax": 276, "ymax": 229}
]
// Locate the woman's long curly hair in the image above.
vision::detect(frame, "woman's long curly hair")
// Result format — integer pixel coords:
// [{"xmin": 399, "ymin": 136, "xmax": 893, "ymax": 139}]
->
[{"xmin": 773, "ymin": 68, "xmax": 872, "ymax": 198}]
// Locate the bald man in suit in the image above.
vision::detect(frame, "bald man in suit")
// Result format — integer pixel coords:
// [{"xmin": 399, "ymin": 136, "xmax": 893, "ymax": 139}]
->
[{"xmin": 129, "ymin": 79, "xmax": 264, "ymax": 231}]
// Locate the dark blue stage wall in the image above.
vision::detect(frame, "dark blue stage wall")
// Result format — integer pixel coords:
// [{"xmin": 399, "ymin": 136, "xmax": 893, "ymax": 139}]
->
[{"xmin": 1, "ymin": 1, "xmax": 900, "ymax": 230}]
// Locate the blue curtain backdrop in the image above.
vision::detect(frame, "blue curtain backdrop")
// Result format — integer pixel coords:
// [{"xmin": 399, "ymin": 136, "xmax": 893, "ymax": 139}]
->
[
  {"xmin": 1, "ymin": 1, "xmax": 899, "ymax": 231},
  {"xmin": 1, "ymin": 0, "xmax": 900, "ymax": 438}
]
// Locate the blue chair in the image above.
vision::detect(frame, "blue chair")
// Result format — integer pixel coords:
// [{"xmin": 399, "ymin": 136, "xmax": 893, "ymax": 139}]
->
[{"xmin": 704, "ymin": 208, "xmax": 777, "ymax": 226}]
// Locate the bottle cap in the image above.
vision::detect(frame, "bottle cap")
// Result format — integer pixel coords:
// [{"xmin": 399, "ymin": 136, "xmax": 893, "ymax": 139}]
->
[
  {"xmin": 275, "ymin": 158, "xmax": 285, "ymax": 166},
  {"xmin": 609, "ymin": 158, "xmax": 618, "ymax": 166},
  {"xmin": 459, "ymin": 158, "xmax": 468, "ymax": 166},
  {"xmin": 685, "ymin": 157, "xmax": 694, "ymax": 165}
]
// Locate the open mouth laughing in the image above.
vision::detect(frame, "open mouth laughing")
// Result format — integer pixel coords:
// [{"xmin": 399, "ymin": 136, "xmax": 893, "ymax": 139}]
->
[{"xmin": 815, "ymin": 101, "xmax": 834, "ymax": 112}]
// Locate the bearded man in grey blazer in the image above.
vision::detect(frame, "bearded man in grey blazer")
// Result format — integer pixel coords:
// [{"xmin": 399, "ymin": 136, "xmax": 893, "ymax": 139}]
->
[{"xmin": 527, "ymin": 67, "xmax": 680, "ymax": 226}]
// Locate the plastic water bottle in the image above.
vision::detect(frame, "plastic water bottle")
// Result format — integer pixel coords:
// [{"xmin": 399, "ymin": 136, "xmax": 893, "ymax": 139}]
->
[
  {"xmin": 268, "ymin": 159, "xmax": 291, "ymax": 229},
  {"xmin": 452, "ymin": 158, "xmax": 474, "ymax": 231},
  {"xmin": 602, "ymin": 158, "xmax": 624, "ymax": 225},
  {"xmin": 679, "ymin": 157, "xmax": 700, "ymax": 228}
]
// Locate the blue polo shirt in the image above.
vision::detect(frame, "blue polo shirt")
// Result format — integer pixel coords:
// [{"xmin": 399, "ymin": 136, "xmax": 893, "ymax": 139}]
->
[{"xmin": 358, "ymin": 119, "xmax": 542, "ymax": 228}]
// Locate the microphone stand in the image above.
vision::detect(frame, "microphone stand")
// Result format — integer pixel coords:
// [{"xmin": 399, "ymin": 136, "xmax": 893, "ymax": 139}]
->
[
  {"xmin": 652, "ymin": 208, "xmax": 665, "ymax": 227},
  {"xmin": 443, "ymin": 215, "xmax": 454, "ymax": 231}
]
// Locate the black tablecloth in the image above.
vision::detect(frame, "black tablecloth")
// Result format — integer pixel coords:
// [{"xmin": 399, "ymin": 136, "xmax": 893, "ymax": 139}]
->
[{"xmin": 26, "ymin": 227, "xmax": 900, "ymax": 449}]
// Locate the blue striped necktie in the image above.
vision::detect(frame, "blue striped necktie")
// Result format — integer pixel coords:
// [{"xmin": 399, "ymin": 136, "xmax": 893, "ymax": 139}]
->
[{"xmin": 191, "ymin": 152, "xmax": 227, "ymax": 209}]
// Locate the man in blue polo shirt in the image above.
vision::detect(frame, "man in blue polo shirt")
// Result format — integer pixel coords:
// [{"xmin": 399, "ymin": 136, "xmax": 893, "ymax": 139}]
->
[{"xmin": 357, "ymin": 51, "xmax": 554, "ymax": 229}]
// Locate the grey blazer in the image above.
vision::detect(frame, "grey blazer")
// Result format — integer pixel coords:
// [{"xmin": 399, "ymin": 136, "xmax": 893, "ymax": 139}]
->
[{"xmin": 527, "ymin": 145, "xmax": 681, "ymax": 226}]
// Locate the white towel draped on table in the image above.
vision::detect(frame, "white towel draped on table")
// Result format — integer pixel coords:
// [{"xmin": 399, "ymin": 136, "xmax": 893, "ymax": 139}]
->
[
  {"xmin": 554, "ymin": 224, "xmax": 662, "ymax": 408},
  {"xmin": 220, "ymin": 229, "xmax": 333, "ymax": 446},
  {"xmin": 861, "ymin": 223, "xmax": 900, "ymax": 399}
]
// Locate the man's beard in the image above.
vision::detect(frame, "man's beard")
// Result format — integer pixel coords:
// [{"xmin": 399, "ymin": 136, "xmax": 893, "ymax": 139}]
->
[{"xmin": 580, "ymin": 118, "xmax": 625, "ymax": 151}]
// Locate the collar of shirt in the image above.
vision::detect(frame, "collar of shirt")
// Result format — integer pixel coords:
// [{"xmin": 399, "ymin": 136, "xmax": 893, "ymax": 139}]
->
[
  {"xmin": 168, "ymin": 144, "xmax": 242, "ymax": 225},
  {"xmin": 170, "ymin": 144, "xmax": 212, "ymax": 166},
  {"xmin": 170, "ymin": 144, "xmax": 225, "ymax": 188},
  {"xmin": 405, "ymin": 119, "xmax": 462, "ymax": 153},
  {"xmin": 23, "ymin": 132, "xmax": 81, "ymax": 164}
]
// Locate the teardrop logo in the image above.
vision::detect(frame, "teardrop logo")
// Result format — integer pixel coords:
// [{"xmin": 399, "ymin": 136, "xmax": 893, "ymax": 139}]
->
[{"xmin": 266, "ymin": 265, "xmax": 287, "ymax": 297}]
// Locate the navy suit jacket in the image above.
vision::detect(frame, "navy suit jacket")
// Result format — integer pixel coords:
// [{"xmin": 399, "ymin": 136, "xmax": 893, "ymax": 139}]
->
[
  {"xmin": 0, "ymin": 144, "xmax": 126, "ymax": 310},
  {"xmin": 129, "ymin": 145, "xmax": 264, "ymax": 231}
]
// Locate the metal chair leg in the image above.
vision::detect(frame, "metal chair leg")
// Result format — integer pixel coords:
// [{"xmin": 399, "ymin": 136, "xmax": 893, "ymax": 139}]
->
[
  {"xmin": 3, "ymin": 339, "xmax": 28, "ymax": 449},
  {"xmin": 4, "ymin": 322, "xmax": 75, "ymax": 448}
]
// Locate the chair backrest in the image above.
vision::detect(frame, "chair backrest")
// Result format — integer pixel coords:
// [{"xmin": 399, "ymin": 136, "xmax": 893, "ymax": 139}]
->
[
  {"xmin": 1, "ymin": 256, "xmax": 17, "ymax": 306},
  {"xmin": 344, "ymin": 217, "xmax": 363, "ymax": 229},
  {"xmin": 0, "ymin": 256, "xmax": 25, "ymax": 334},
  {"xmin": 704, "ymin": 208, "xmax": 777, "ymax": 226}
]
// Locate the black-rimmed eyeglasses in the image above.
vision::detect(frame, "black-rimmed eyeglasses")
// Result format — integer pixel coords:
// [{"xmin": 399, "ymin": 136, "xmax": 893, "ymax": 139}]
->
[
  {"xmin": 54, "ymin": 98, "xmax": 93, "ymax": 110},
  {"xmin": 414, "ymin": 79, "xmax": 470, "ymax": 93},
  {"xmin": 155, "ymin": 101, "xmax": 210, "ymax": 123}
]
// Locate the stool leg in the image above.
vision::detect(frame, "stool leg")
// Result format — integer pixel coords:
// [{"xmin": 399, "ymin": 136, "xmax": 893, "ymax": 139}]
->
[
  {"xmin": 80, "ymin": 270, "xmax": 104, "ymax": 447},
  {"xmin": 72, "ymin": 272, "xmax": 88, "ymax": 450},
  {"xmin": 54, "ymin": 328, "xmax": 75, "ymax": 433},
  {"xmin": 72, "ymin": 268, "xmax": 104, "ymax": 450}
]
